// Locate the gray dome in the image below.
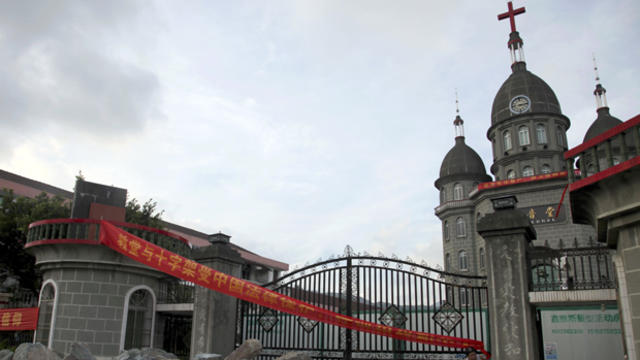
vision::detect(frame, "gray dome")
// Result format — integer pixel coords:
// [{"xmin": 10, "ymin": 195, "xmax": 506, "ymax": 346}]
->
[
  {"xmin": 584, "ymin": 107, "xmax": 623, "ymax": 142},
  {"xmin": 435, "ymin": 137, "xmax": 491, "ymax": 189},
  {"xmin": 491, "ymin": 62, "xmax": 562, "ymax": 125}
]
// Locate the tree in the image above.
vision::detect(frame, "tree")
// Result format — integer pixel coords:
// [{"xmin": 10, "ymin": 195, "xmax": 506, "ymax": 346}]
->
[
  {"xmin": 125, "ymin": 198, "xmax": 165, "ymax": 229},
  {"xmin": 0, "ymin": 189, "xmax": 165, "ymax": 293},
  {"xmin": 0, "ymin": 190, "xmax": 70, "ymax": 292}
]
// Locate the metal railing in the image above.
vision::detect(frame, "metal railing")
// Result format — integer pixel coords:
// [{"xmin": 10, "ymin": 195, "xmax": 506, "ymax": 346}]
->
[
  {"xmin": 565, "ymin": 114, "xmax": 640, "ymax": 189},
  {"xmin": 26, "ymin": 218, "xmax": 192, "ymax": 258},
  {"xmin": 157, "ymin": 280, "xmax": 195, "ymax": 304},
  {"xmin": 7, "ymin": 289, "xmax": 38, "ymax": 308},
  {"xmin": 528, "ymin": 246, "xmax": 616, "ymax": 292}
]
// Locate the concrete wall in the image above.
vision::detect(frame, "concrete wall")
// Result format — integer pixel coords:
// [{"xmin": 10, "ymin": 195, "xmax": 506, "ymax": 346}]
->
[{"xmin": 30, "ymin": 243, "xmax": 164, "ymax": 357}]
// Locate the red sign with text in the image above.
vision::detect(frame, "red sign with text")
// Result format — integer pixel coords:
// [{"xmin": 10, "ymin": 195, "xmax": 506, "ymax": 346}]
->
[
  {"xmin": 99, "ymin": 221, "xmax": 489, "ymax": 358},
  {"xmin": 0, "ymin": 308, "xmax": 39, "ymax": 331}
]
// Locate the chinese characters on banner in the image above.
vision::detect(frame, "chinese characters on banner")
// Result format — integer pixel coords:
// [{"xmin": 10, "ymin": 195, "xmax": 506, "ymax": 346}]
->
[
  {"xmin": 99, "ymin": 221, "xmax": 490, "ymax": 358},
  {"xmin": 0, "ymin": 308, "xmax": 39, "ymax": 331}
]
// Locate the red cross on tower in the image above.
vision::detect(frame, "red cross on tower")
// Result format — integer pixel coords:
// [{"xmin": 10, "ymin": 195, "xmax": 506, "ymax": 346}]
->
[{"xmin": 498, "ymin": 1, "xmax": 526, "ymax": 33}]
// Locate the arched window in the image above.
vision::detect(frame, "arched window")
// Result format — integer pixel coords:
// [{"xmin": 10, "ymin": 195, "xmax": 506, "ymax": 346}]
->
[
  {"xmin": 445, "ymin": 253, "xmax": 451, "ymax": 271},
  {"xmin": 556, "ymin": 126, "xmax": 564, "ymax": 146},
  {"xmin": 456, "ymin": 217, "xmax": 466, "ymax": 237},
  {"xmin": 453, "ymin": 183, "xmax": 464, "ymax": 200},
  {"xmin": 440, "ymin": 190, "xmax": 445, "ymax": 203},
  {"xmin": 536, "ymin": 124, "xmax": 547, "ymax": 144},
  {"xmin": 479, "ymin": 248, "xmax": 485, "ymax": 269},
  {"xmin": 541, "ymin": 164, "xmax": 552, "ymax": 174},
  {"xmin": 459, "ymin": 250, "xmax": 468, "ymax": 271},
  {"xmin": 507, "ymin": 170, "xmax": 516, "ymax": 179},
  {"xmin": 122, "ymin": 287, "xmax": 156, "ymax": 350},
  {"xmin": 503, "ymin": 131, "xmax": 512, "ymax": 151},
  {"xmin": 36, "ymin": 280, "xmax": 58, "ymax": 348},
  {"xmin": 518, "ymin": 126, "xmax": 530, "ymax": 146},
  {"xmin": 443, "ymin": 221, "xmax": 449, "ymax": 241},
  {"xmin": 522, "ymin": 166, "xmax": 534, "ymax": 177}
]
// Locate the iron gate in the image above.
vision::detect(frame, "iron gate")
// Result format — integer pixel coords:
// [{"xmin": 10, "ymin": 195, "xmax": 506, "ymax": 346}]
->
[{"xmin": 236, "ymin": 247, "xmax": 490, "ymax": 359}]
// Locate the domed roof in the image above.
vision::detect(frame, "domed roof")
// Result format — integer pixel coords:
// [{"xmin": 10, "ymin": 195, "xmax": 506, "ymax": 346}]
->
[
  {"xmin": 583, "ymin": 107, "xmax": 623, "ymax": 142},
  {"xmin": 435, "ymin": 137, "xmax": 491, "ymax": 188},
  {"xmin": 491, "ymin": 62, "xmax": 562, "ymax": 125}
]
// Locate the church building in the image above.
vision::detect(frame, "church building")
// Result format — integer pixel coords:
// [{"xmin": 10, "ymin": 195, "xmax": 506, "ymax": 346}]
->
[{"xmin": 434, "ymin": 2, "xmax": 624, "ymax": 278}]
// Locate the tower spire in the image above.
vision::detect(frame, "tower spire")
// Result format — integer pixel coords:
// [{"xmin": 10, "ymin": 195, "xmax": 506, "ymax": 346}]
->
[
  {"xmin": 592, "ymin": 54, "xmax": 608, "ymax": 109},
  {"xmin": 454, "ymin": 89, "xmax": 465, "ymax": 139},
  {"xmin": 498, "ymin": 1, "xmax": 526, "ymax": 66}
]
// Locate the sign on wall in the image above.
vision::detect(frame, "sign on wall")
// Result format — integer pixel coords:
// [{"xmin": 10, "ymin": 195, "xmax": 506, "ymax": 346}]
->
[
  {"xmin": 540, "ymin": 306, "xmax": 623, "ymax": 360},
  {"xmin": 519, "ymin": 204, "xmax": 565, "ymax": 225}
]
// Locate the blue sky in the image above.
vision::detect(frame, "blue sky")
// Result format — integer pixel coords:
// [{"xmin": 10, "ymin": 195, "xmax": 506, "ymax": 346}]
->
[{"xmin": 1, "ymin": 1, "xmax": 638, "ymax": 269}]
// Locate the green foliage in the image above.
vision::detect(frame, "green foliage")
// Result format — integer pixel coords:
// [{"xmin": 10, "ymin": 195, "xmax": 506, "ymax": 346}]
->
[
  {"xmin": 125, "ymin": 198, "xmax": 165, "ymax": 229},
  {"xmin": 0, "ymin": 189, "xmax": 70, "ymax": 292}
]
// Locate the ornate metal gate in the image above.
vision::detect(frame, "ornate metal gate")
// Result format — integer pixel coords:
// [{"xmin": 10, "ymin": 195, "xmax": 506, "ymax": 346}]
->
[{"xmin": 236, "ymin": 247, "xmax": 489, "ymax": 359}]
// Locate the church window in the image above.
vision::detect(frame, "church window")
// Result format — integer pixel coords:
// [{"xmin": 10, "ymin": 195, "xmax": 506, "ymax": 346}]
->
[
  {"xmin": 522, "ymin": 166, "xmax": 534, "ymax": 177},
  {"xmin": 541, "ymin": 164, "xmax": 552, "ymax": 174},
  {"xmin": 556, "ymin": 126, "xmax": 564, "ymax": 146},
  {"xmin": 36, "ymin": 280, "xmax": 58, "ymax": 347},
  {"xmin": 123, "ymin": 287, "xmax": 155, "ymax": 350},
  {"xmin": 444, "ymin": 221, "xmax": 449, "ymax": 241},
  {"xmin": 479, "ymin": 248, "xmax": 485, "ymax": 269},
  {"xmin": 518, "ymin": 126, "xmax": 530, "ymax": 146},
  {"xmin": 456, "ymin": 217, "xmax": 466, "ymax": 237},
  {"xmin": 507, "ymin": 170, "xmax": 516, "ymax": 179},
  {"xmin": 453, "ymin": 183, "xmax": 464, "ymax": 200},
  {"xmin": 445, "ymin": 253, "xmax": 451, "ymax": 271},
  {"xmin": 536, "ymin": 124, "xmax": 547, "ymax": 144},
  {"xmin": 459, "ymin": 250, "xmax": 468, "ymax": 271},
  {"xmin": 503, "ymin": 131, "xmax": 512, "ymax": 151}
]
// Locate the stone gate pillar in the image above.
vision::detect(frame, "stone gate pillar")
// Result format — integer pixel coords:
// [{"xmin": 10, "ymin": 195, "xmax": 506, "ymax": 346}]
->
[
  {"xmin": 477, "ymin": 196, "xmax": 539, "ymax": 360},
  {"xmin": 190, "ymin": 233, "xmax": 244, "ymax": 359}
]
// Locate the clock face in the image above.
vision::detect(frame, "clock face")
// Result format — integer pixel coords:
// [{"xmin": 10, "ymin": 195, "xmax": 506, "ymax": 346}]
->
[{"xmin": 509, "ymin": 95, "xmax": 531, "ymax": 114}]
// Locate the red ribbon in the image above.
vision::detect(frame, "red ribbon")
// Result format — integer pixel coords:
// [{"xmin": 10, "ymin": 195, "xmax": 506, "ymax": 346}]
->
[
  {"xmin": 99, "ymin": 221, "xmax": 490, "ymax": 358},
  {"xmin": 0, "ymin": 308, "xmax": 39, "ymax": 331}
]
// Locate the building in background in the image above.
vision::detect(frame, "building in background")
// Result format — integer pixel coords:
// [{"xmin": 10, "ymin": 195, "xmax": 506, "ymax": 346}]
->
[{"xmin": 0, "ymin": 171, "xmax": 287, "ymax": 357}]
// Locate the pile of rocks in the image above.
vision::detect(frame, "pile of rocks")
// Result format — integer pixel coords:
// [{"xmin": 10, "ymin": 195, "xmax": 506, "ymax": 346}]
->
[
  {"xmin": 0, "ymin": 341, "xmax": 309, "ymax": 360},
  {"xmin": 224, "ymin": 339, "xmax": 310, "ymax": 360}
]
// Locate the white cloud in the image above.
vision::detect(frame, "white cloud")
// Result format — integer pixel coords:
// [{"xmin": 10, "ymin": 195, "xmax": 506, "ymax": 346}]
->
[{"xmin": 0, "ymin": 0, "xmax": 638, "ymax": 271}]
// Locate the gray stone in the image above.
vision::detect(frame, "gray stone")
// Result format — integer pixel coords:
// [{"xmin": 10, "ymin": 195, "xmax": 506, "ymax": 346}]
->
[
  {"xmin": 478, "ymin": 208, "xmax": 538, "ymax": 360},
  {"xmin": 116, "ymin": 348, "xmax": 178, "ymax": 360},
  {"xmin": 224, "ymin": 340, "xmax": 262, "ymax": 360},
  {"xmin": 194, "ymin": 354, "xmax": 222, "ymax": 360},
  {"xmin": 191, "ymin": 245, "xmax": 244, "ymax": 358},
  {"xmin": 275, "ymin": 352, "xmax": 311, "ymax": 360},
  {"xmin": 13, "ymin": 343, "xmax": 61, "ymax": 360},
  {"xmin": 63, "ymin": 343, "xmax": 95, "ymax": 360},
  {"xmin": 0, "ymin": 349, "xmax": 14, "ymax": 360}
]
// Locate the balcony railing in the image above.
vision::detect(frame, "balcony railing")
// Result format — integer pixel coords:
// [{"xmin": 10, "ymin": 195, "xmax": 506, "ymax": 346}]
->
[
  {"xmin": 26, "ymin": 218, "xmax": 192, "ymax": 258},
  {"xmin": 565, "ymin": 114, "xmax": 640, "ymax": 190},
  {"xmin": 528, "ymin": 245, "xmax": 616, "ymax": 292}
]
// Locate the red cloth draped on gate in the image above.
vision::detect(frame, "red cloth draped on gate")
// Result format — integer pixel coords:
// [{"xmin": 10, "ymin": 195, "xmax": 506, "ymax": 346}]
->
[{"xmin": 99, "ymin": 221, "xmax": 490, "ymax": 358}]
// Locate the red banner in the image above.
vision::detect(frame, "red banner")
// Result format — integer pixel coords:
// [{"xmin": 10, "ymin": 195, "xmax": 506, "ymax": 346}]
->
[
  {"xmin": 0, "ymin": 308, "xmax": 39, "ymax": 331},
  {"xmin": 478, "ymin": 170, "xmax": 567, "ymax": 190},
  {"xmin": 99, "ymin": 221, "xmax": 489, "ymax": 358}
]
